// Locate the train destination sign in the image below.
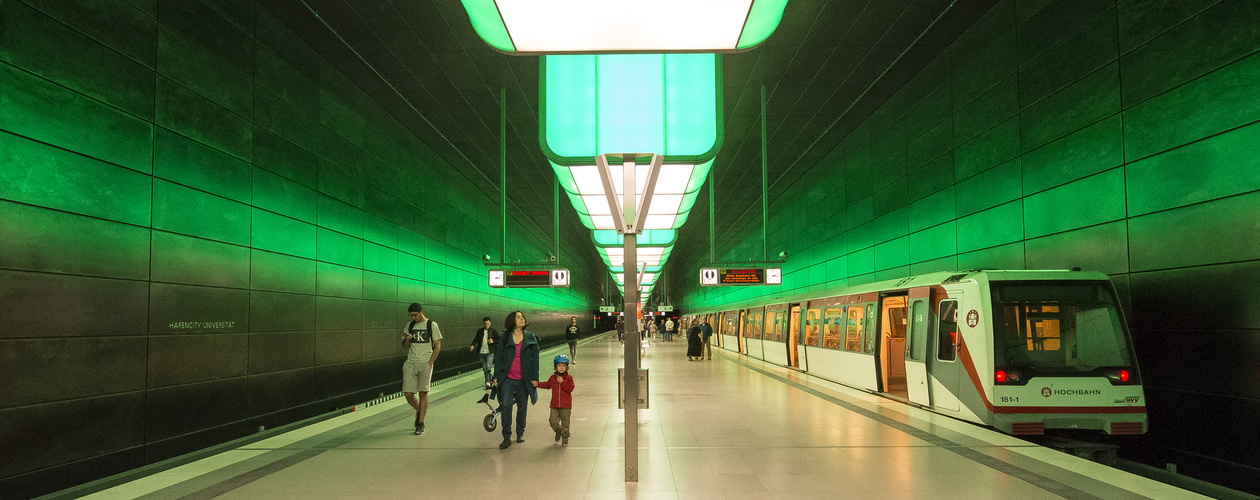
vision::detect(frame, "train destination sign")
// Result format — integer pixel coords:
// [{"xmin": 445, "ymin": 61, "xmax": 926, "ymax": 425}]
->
[
  {"xmin": 699, "ymin": 267, "xmax": 783, "ymax": 286},
  {"xmin": 488, "ymin": 269, "xmax": 571, "ymax": 288}
]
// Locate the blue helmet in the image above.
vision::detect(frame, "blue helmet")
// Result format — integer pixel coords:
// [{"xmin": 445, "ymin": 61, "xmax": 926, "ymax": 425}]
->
[{"xmin": 553, "ymin": 354, "xmax": 570, "ymax": 365}]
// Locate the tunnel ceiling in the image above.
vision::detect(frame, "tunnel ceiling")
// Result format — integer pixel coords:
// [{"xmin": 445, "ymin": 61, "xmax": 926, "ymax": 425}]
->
[{"xmin": 261, "ymin": 0, "xmax": 999, "ymax": 296}]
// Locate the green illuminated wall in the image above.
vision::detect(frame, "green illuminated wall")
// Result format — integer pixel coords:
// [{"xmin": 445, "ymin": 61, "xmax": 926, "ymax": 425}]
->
[
  {"xmin": 0, "ymin": 1, "xmax": 599, "ymax": 496},
  {"xmin": 674, "ymin": 0, "xmax": 1260, "ymax": 492}
]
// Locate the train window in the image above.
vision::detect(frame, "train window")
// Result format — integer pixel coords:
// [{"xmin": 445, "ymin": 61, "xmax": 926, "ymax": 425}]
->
[
  {"xmin": 752, "ymin": 313, "xmax": 762, "ymax": 340},
  {"xmin": 775, "ymin": 312, "xmax": 785, "ymax": 341},
  {"xmin": 908, "ymin": 300, "xmax": 926, "ymax": 360},
  {"xmin": 821, "ymin": 307, "xmax": 843, "ymax": 349},
  {"xmin": 937, "ymin": 299, "xmax": 959, "ymax": 361},
  {"xmin": 991, "ymin": 282, "xmax": 1133, "ymax": 372},
  {"xmin": 845, "ymin": 306, "xmax": 865, "ymax": 352},
  {"xmin": 804, "ymin": 308, "xmax": 822, "ymax": 346},
  {"xmin": 864, "ymin": 305, "xmax": 877, "ymax": 353}
]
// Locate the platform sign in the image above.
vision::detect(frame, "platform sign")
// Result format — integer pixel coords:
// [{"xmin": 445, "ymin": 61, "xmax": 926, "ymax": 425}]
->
[
  {"xmin": 700, "ymin": 268, "xmax": 719, "ymax": 285},
  {"xmin": 599, "ymin": 306, "xmax": 616, "ymax": 313},
  {"xmin": 489, "ymin": 269, "xmax": 570, "ymax": 288},
  {"xmin": 659, "ymin": 305, "xmax": 674, "ymax": 312},
  {"xmin": 550, "ymin": 269, "xmax": 570, "ymax": 287},
  {"xmin": 700, "ymin": 267, "xmax": 783, "ymax": 286}
]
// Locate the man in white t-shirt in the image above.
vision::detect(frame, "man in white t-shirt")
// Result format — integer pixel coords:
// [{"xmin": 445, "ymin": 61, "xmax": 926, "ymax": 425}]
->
[
  {"xmin": 402, "ymin": 303, "xmax": 442, "ymax": 435},
  {"xmin": 665, "ymin": 318, "xmax": 675, "ymax": 338}
]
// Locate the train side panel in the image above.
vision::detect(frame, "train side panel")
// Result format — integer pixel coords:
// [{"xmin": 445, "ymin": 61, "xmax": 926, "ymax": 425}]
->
[{"xmin": 804, "ymin": 347, "xmax": 877, "ymax": 392}]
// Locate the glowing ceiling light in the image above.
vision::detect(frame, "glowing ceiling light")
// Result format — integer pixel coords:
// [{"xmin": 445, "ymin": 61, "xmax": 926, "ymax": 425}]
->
[{"xmin": 461, "ymin": 0, "xmax": 788, "ymax": 54}]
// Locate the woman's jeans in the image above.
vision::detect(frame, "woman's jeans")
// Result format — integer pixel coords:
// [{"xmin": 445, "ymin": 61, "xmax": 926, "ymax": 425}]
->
[
  {"xmin": 478, "ymin": 353, "xmax": 493, "ymax": 385},
  {"xmin": 498, "ymin": 377, "xmax": 529, "ymax": 438}
]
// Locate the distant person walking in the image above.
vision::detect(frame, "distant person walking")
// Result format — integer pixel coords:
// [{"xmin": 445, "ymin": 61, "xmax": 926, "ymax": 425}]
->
[
  {"xmin": 469, "ymin": 316, "xmax": 498, "ymax": 388},
  {"xmin": 701, "ymin": 319, "xmax": 714, "ymax": 360},
  {"xmin": 534, "ymin": 354, "xmax": 576, "ymax": 446},
  {"xmin": 401, "ymin": 303, "xmax": 441, "ymax": 435},
  {"xmin": 492, "ymin": 311, "xmax": 539, "ymax": 449},
  {"xmin": 565, "ymin": 316, "xmax": 581, "ymax": 363}
]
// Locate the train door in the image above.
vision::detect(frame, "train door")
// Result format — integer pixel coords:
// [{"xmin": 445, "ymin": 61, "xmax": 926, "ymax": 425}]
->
[
  {"xmin": 878, "ymin": 294, "xmax": 909, "ymax": 399},
  {"xmin": 930, "ymin": 292, "xmax": 963, "ymax": 411},
  {"xmin": 787, "ymin": 304, "xmax": 801, "ymax": 368},
  {"xmin": 904, "ymin": 287, "xmax": 932, "ymax": 405}
]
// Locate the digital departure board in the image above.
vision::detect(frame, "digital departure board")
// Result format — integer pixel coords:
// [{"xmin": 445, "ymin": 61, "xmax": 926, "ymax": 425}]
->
[
  {"xmin": 488, "ymin": 269, "xmax": 570, "ymax": 288},
  {"xmin": 700, "ymin": 267, "xmax": 782, "ymax": 286}
]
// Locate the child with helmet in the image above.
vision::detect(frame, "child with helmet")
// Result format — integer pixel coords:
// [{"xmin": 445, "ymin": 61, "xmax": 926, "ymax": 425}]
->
[{"xmin": 532, "ymin": 354, "xmax": 576, "ymax": 446}]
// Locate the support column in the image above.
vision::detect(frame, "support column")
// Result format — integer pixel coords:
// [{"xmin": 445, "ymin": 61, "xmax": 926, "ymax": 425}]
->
[{"xmin": 622, "ymin": 157, "xmax": 639, "ymax": 482}]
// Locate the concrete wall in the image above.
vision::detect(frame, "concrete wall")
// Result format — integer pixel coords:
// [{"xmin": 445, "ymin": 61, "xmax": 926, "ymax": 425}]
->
[
  {"xmin": 674, "ymin": 0, "xmax": 1260, "ymax": 492},
  {"xmin": 0, "ymin": 1, "xmax": 600, "ymax": 496}
]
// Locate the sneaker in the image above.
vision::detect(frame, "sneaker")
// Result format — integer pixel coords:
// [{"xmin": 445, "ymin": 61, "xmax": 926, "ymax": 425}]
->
[
  {"xmin": 414, "ymin": 412, "xmax": 421, "ymax": 427},
  {"xmin": 500, "ymin": 437, "xmax": 512, "ymax": 449},
  {"xmin": 516, "ymin": 435, "xmax": 525, "ymax": 443},
  {"xmin": 555, "ymin": 429, "xmax": 562, "ymax": 442},
  {"xmin": 415, "ymin": 422, "xmax": 425, "ymax": 435},
  {"xmin": 562, "ymin": 437, "xmax": 569, "ymax": 446}
]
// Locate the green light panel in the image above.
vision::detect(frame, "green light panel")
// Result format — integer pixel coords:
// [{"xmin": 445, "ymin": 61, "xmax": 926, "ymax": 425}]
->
[
  {"xmin": 542, "ymin": 54, "xmax": 720, "ymax": 164},
  {"xmin": 738, "ymin": 0, "xmax": 789, "ymax": 49},
  {"xmin": 460, "ymin": 0, "xmax": 515, "ymax": 52}
]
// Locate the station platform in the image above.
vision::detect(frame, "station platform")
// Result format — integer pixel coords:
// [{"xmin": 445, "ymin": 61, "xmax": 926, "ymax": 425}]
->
[{"xmin": 68, "ymin": 333, "xmax": 1202, "ymax": 499}]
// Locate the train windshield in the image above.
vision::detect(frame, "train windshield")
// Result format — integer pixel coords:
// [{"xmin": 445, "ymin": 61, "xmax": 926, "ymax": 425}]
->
[{"xmin": 990, "ymin": 281, "xmax": 1134, "ymax": 372}]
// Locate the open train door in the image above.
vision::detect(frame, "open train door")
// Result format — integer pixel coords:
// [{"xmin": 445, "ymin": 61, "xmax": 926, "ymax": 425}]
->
[{"xmin": 905, "ymin": 287, "xmax": 932, "ymax": 406}]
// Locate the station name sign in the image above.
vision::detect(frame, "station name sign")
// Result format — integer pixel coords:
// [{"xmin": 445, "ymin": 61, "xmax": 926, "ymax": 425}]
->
[
  {"xmin": 489, "ymin": 269, "xmax": 570, "ymax": 288},
  {"xmin": 699, "ymin": 267, "xmax": 782, "ymax": 286}
]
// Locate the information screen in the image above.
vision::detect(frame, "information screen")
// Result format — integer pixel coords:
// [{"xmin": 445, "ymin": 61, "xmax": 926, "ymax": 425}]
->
[
  {"xmin": 701, "ymin": 267, "xmax": 782, "ymax": 286},
  {"xmin": 719, "ymin": 268, "xmax": 765, "ymax": 284},
  {"xmin": 506, "ymin": 270, "xmax": 550, "ymax": 287}
]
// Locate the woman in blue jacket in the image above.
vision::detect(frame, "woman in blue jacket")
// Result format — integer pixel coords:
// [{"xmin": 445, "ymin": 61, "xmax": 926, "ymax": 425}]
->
[{"xmin": 492, "ymin": 310, "xmax": 539, "ymax": 449}]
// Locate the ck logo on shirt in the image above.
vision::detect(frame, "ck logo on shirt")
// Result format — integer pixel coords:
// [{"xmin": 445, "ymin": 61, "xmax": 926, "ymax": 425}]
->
[{"xmin": 410, "ymin": 326, "xmax": 430, "ymax": 343}]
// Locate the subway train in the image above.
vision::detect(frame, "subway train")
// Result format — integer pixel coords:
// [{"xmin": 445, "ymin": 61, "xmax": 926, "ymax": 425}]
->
[{"xmin": 684, "ymin": 270, "xmax": 1147, "ymax": 436}]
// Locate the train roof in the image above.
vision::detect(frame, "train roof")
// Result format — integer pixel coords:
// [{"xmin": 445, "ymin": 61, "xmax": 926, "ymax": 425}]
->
[{"xmin": 689, "ymin": 269, "xmax": 1115, "ymax": 314}]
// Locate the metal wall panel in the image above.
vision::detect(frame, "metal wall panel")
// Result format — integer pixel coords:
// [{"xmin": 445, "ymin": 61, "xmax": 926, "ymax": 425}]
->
[
  {"xmin": 0, "ymin": 337, "xmax": 147, "ymax": 407},
  {"xmin": 0, "ymin": 270, "xmax": 147, "ymax": 339}
]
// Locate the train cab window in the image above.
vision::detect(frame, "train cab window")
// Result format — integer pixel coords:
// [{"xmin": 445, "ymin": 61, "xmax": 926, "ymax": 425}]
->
[
  {"xmin": 991, "ymin": 282, "xmax": 1133, "ymax": 373},
  {"xmin": 804, "ymin": 308, "xmax": 822, "ymax": 346},
  {"xmin": 937, "ymin": 299, "xmax": 959, "ymax": 362},
  {"xmin": 908, "ymin": 300, "xmax": 926, "ymax": 360},
  {"xmin": 845, "ymin": 306, "xmax": 865, "ymax": 352}
]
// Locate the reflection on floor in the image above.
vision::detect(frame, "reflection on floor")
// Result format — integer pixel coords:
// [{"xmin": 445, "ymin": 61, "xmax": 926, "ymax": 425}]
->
[{"xmin": 76, "ymin": 333, "xmax": 1203, "ymax": 499}]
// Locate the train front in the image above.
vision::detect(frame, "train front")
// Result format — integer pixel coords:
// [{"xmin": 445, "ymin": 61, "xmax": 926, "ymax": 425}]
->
[{"xmin": 986, "ymin": 274, "xmax": 1146, "ymax": 436}]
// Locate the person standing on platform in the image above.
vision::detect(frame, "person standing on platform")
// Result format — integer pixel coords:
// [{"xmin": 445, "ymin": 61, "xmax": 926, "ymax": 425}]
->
[
  {"xmin": 469, "ymin": 316, "xmax": 498, "ymax": 388},
  {"xmin": 701, "ymin": 319, "xmax": 714, "ymax": 360},
  {"xmin": 665, "ymin": 318, "xmax": 675, "ymax": 340},
  {"xmin": 565, "ymin": 316, "xmax": 581, "ymax": 363},
  {"xmin": 616, "ymin": 317, "xmax": 625, "ymax": 345},
  {"xmin": 401, "ymin": 303, "xmax": 441, "ymax": 435},
  {"xmin": 492, "ymin": 310, "xmax": 539, "ymax": 449},
  {"xmin": 648, "ymin": 320, "xmax": 658, "ymax": 343},
  {"xmin": 534, "ymin": 354, "xmax": 576, "ymax": 446},
  {"xmin": 686, "ymin": 320, "xmax": 703, "ymax": 361}
]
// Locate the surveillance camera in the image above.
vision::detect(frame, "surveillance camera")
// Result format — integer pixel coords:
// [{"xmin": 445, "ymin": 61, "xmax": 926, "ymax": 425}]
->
[
  {"xmin": 778, "ymin": 251, "xmax": 788, "ymax": 260},
  {"xmin": 482, "ymin": 254, "xmax": 492, "ymax": 262},
  {"xmin": 546, "ymin": 252, "xmax": 556, "ymax": 262}
]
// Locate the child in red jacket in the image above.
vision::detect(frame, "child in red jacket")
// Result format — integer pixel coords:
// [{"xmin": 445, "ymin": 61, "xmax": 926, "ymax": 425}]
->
[{"xmin": 533, "ymin": 354, "xmax": 575, "ymax": 446}]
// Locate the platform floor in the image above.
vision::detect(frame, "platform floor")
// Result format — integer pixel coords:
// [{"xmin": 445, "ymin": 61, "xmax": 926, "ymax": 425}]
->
[{"xmin": 79, "ymin": 333, "xmax": 1202, "ymax": 499}]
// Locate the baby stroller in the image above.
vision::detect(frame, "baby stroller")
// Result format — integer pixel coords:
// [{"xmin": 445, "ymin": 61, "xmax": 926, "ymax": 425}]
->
[{"xmin": 477, "ymin": 385, "xmax": 501, "ymax": 432}]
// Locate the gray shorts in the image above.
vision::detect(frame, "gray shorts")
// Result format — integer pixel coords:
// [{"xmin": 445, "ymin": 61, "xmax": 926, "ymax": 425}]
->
[{"xmin": 402, "ymin": 361, "xmax": 433, "ymax": 393}]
